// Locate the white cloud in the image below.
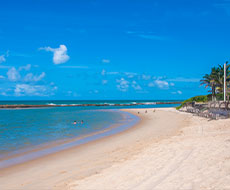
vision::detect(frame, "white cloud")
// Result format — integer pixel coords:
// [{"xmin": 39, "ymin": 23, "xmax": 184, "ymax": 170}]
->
[
  {"xmin": 148, "ymin": 82, "xmax": 155, "ymax": 87},
  {"xmin": 107, "ymin": 71, "xmax": 119, "ymax": 75},
  {"xmin": 14, "ymin": 84, "xmax": 56, "ymax": 96},
  {"xmin": 116, "ymin": 78, "xmax": 129, "ymax": 92},
  {"xmin": 0, "ymin": 75, "xmax": 5, "ymax": 79},
  {"xmin": 7, "ymin": 66, "xmax": 45, "ymax": 83},
  {"xmin": 14, "ymin": 84, "xmax": 45, "ymax": 96},
  {"xmin": 0, "ymin": 87, "xmax": 12, "ymax": 96},
  {"xmin": 154, "ymin": 79, "xmax": 169, "ymax": 89},
  {"xmin": 2, "ymin": 66, "xmax": 56, "ymax": 97},
  {"xmin": 0, "ymin": 55, "xmax": 6, "ymax": 64},
  {"xmin": 142, "ymin": 74, "xmax": 151, "ymax": 80},
  {"xmin": 149, "ymin": 78, "xmax": 171, "ymax": 88},
  {"xmin": 101, "ymin": 70, "xmax": 121, "ymax": 76},
  {"xmin": 0, "ymin": 51, "xmax": 9, "ymax": 64},
  {"xmin": 167, "ymin": 77, "xmax": 200, "ymax": 82},
  {"xmin": 125, "ymin": 72, "xmax": 137, "ymax": 78},
  {"xmin": 172, "ymin": 90, "xmax": 182, "ymax": 95},
  {"xmin": 132, "ymin": 81, "xmax": 142, "ymax": 90},
  {"xmin": 102, "ymin": 59, "xmax": 110, "ymax": 63},
  {"xmin": 40, "ymin": 45, "xmax": 70, "ymax": 64},
  {"xmin": 101, "ymin": 71, "xmax": 119, "ymax": 75},
  {"xmin": 24, "ymin": 72, "xmax": 45, "ymax": 82},
  {"xmin": 19, "ymin": 64, "xmax": 31, "ymax": 71},
  {"xmin": 7, "ymin": 67, "xmax": 21, "ymax": 81},
  {"xmin": 66, "ymin": 91, "xmax": 78, "ymax": 97}
]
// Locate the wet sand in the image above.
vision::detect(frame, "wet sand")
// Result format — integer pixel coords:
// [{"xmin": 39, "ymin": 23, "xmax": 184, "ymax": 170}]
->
[{"xmin": 1, "ymin": 108, "xmax": 229, "ymax": 190}]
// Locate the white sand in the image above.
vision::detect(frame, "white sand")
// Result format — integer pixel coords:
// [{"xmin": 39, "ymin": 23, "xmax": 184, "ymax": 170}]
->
[
  {"xmin": 68, "ymin": 108, "xmax": 230, "ymax": 190},
  {"xmin": 1, "ymin": 108, "xmax": 230, "ymax": 190}
]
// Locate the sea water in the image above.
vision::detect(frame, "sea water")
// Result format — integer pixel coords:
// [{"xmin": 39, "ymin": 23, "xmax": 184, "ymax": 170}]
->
[
  {"xmin": 0, "ymin": 107, "xmax": 128, "ymax": 155},
  {"xmin": 0, "ymin": 100, "xmax": 181, "ymax": 106},
  {"xmin": 0, "ymin": 101, "xmax": 180, "ymax": 168}
]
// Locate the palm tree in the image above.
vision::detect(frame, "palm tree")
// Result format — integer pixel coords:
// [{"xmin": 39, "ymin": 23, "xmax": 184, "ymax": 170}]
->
[
  {"xmin": 214, "ymin": 62, "xmax": 230, "ymax": 93},
  {"xmin": 200, "ymin": 67, "xmax": 218, "ymax": 101}
]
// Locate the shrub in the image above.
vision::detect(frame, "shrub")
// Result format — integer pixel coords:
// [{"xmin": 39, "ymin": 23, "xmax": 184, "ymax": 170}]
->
[{"xmin": 176, "ymin": 95, "xmax": 208, "ymax": 110}]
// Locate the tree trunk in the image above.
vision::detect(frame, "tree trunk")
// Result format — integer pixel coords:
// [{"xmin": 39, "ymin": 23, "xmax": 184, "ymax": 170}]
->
[{"xmin": 212, "ymin": 86, "xmax": 216, "ymax": 101}]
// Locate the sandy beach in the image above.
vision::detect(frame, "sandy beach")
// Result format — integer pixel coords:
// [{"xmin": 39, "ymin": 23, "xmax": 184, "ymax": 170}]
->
[{"xmin": 1, "ymin": 108, "xmax": 230, "ymax": 190}]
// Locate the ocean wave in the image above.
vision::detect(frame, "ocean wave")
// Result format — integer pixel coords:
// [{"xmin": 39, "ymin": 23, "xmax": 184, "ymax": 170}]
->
[{"xmin": 143, "ymin": 102, "xmax": 157, "ymax": 105}]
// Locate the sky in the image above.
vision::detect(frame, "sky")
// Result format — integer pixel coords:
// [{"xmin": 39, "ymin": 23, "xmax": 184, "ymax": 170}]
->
[{"xmin": 0, "ymin": 0, "xmax": 230, "ymax": 100}]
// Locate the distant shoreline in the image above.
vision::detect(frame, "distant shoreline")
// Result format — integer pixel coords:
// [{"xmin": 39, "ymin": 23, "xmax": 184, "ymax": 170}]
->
[{"xmin": 0, "ymin": 101, "xmax": 181, "ymax": 109}]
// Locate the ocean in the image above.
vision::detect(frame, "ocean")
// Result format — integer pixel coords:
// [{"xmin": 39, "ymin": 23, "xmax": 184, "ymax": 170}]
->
[
  {"xmin": 0, "ymin": 100, "xmax": 181, "ymax": 105},
  {"xmin": 0, "ymin": 100, "xmax": 180, "ymax": 168}
]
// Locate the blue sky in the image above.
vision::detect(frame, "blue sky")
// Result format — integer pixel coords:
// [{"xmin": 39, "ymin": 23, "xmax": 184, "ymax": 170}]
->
[{"xmin": 0, "ymin": 0, "xmax": 230, "ymax": 100}]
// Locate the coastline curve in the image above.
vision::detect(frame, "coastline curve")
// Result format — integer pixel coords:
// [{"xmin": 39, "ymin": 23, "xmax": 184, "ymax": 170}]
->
[{"xmin": 0, "ymin": 109, "xmax": 140, "ymax": 169}]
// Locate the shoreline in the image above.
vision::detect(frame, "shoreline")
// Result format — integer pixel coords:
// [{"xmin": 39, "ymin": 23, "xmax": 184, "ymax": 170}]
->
[
  {"xmin": 1, "ymin": 107, "xmax": 229, "ymax": 189},
  {"xmin": 0, "ymin": 107, "xmax": 188, "ymax": 189},
  {"xmin": 0, "ymin": 109, "xmax": 139, "ymax": 169},
  {"xmin": 70, "ymin": 108, "xmax": 230, "ymax": 190}
]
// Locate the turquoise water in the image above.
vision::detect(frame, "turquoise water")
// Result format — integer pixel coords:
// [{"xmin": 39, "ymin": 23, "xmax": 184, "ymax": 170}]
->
[
  {"xmin": 0, "ymin": 107, "xmax": 129, "ymax": 155},
  {"xmin": 0, "ymin": 101, "xmax": 180, "ymax": 164},
  {"xmin": 0, "ymin": 107, "xmax": 140, "ymax": 169},
  {"xmin": 0, "ymin": 100, "xmax": 181, "ymax": 106}
]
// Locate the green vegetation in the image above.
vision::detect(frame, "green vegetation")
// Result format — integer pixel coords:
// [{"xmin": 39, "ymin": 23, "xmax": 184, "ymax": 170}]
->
[
  {"xmin": 200, "ymin": 61, "xmax": 230, "ymax": 101},
  {"xmin": 176, "ymin": 93, "xmax": 230, "ymax": 110},
  {"xmin": 177, "ymin": 61, "xmax": 230, "ymax": 110},
  {"xmin": 176, "ymin": 95, "xmax": 209, "ymax": 110}
]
